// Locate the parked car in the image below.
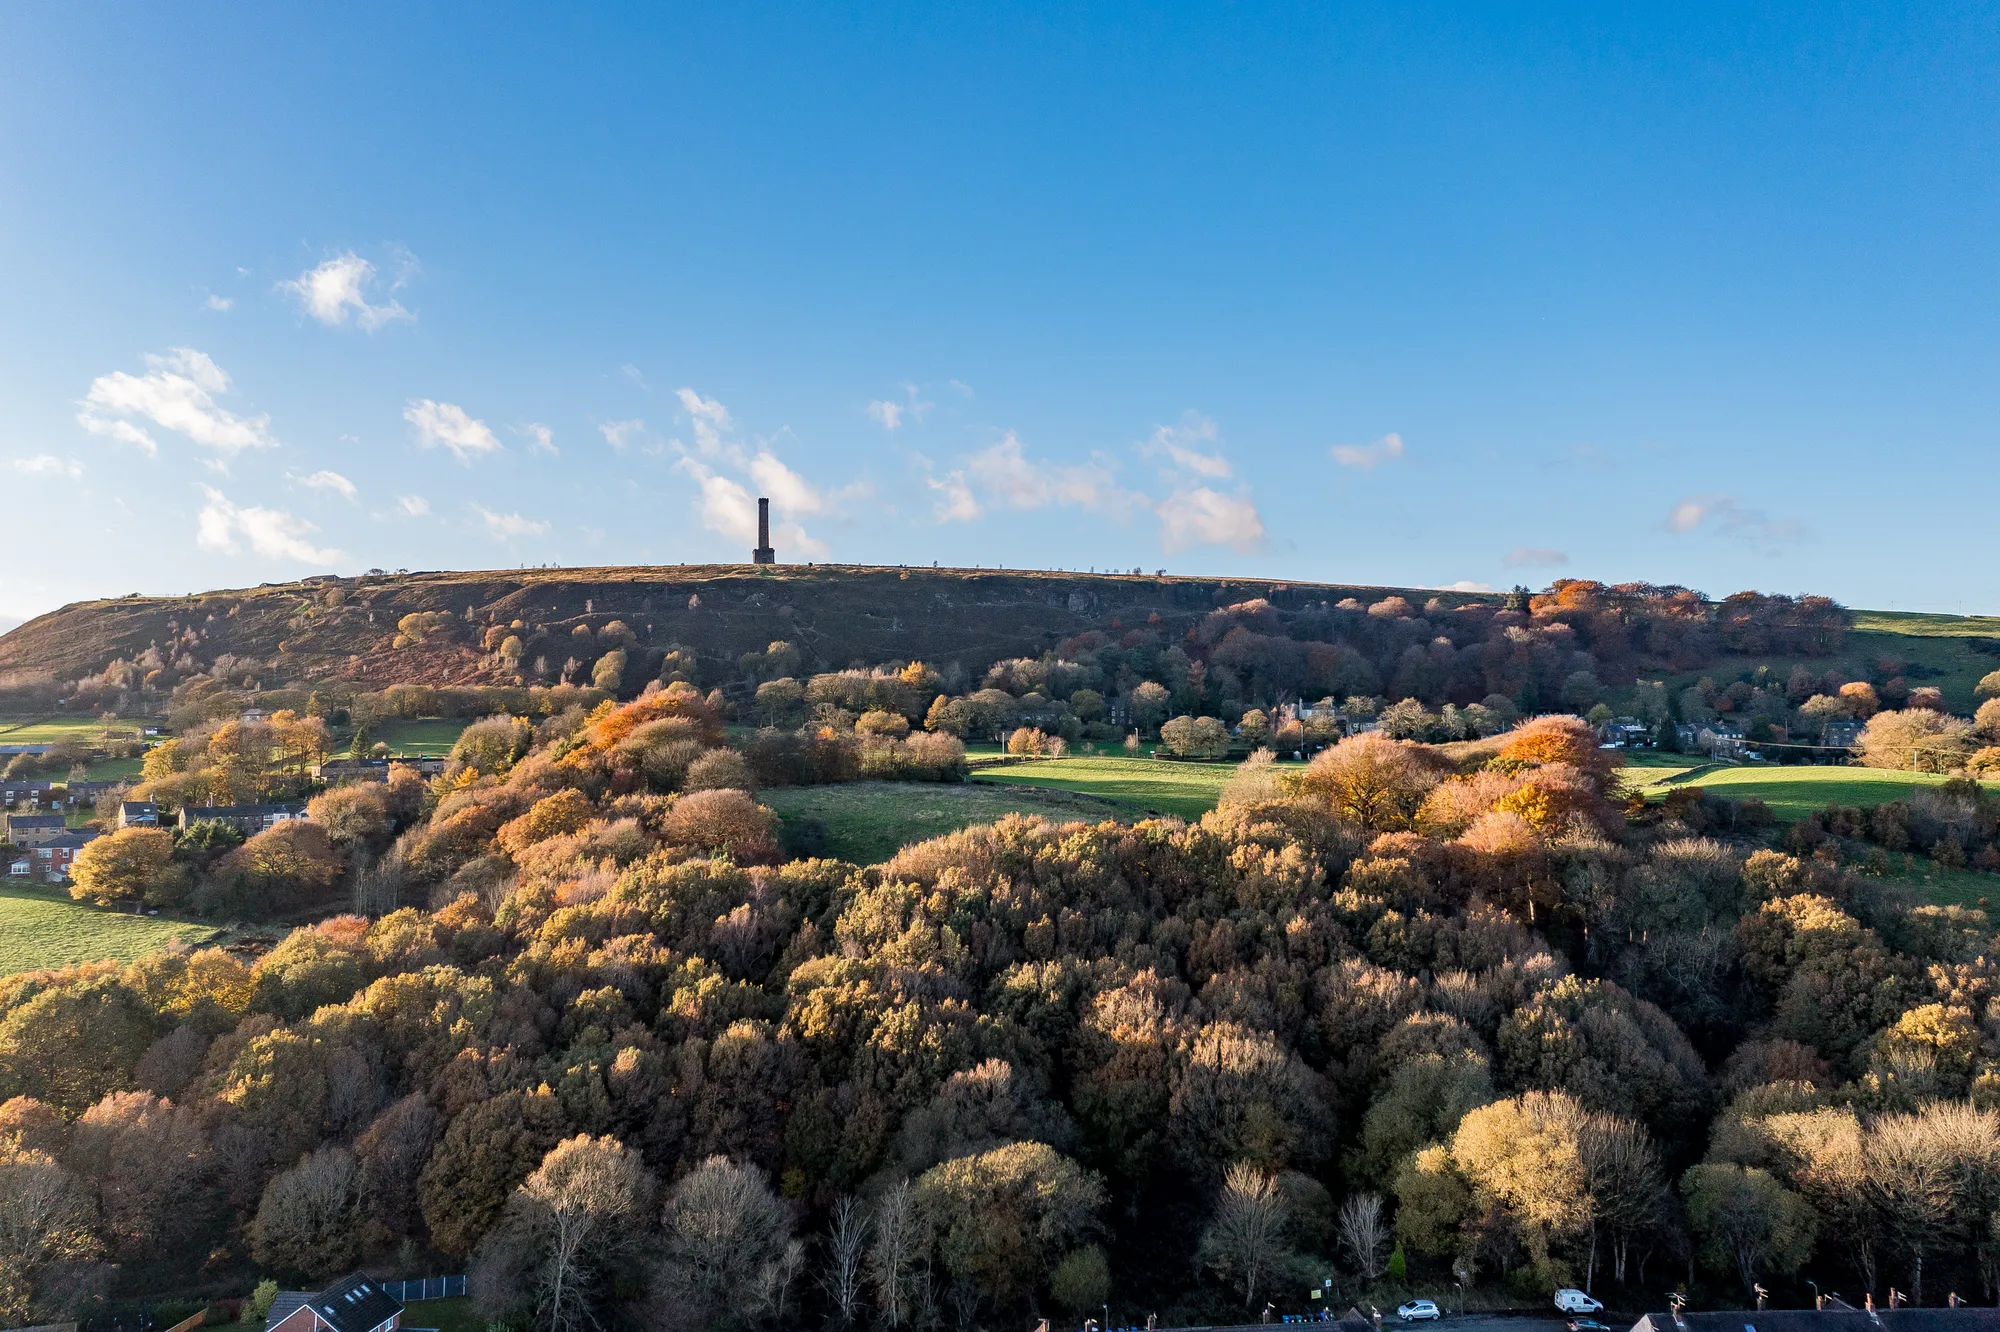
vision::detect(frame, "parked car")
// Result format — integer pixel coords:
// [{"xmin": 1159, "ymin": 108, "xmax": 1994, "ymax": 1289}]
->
[
  {"xmin": 1554, "ymin": 1290, "xmax": 1604, "ymax": 1315},
  {"xmin": 1570, "ymin": 1320, "xmax": 1611, "ymax": 1331},
  {"xmin": 1398, "ymin": 1301, "xmax": 1441, "ymax": 1322}
]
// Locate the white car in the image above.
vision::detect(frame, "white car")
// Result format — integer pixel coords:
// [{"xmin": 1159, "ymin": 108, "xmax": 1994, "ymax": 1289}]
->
[
  {"xmin": 1398, "ymin": 1301, "xmax": 1441, "ymax": 1322},
  {"xmin": 1554, "ymin": 1290, "xmax": 1604, "ymax": 1315}
]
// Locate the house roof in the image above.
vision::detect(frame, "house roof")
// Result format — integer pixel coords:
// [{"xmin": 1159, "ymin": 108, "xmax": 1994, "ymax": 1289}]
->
[
  {"xmin": 7, "ymin": 813, "xmax": 67, "ymax": 826},
  {"xmin": 265, "ymin": 1292, "xmax": 312, "ymax": 1332},
  {"xmin": 306, "ymin": 1273, "xmax": 403, "ymax": 1332}
]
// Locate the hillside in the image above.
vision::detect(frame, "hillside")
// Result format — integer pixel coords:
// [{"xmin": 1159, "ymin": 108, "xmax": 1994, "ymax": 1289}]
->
[{"xmin": 0, "ymin": 564, "xmax": 1487, "ymax": 689}]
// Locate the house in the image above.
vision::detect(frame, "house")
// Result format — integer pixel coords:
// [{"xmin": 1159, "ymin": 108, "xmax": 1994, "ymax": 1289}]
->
[
  {"xmin": 316, "ymin": 757, "xmax": 390, "ymax": 784},
  {"xmin": 1629, "ymin": 1305, "xmax": 2000, "ymax": 1332},
  {"xmin": 34, "ymin": 830, "xmax": 99, "ymax": 879},
  {"xmin": 1822, "ymin": 718, "xmax": 1867, "ymax": 750},
  {"xmin": 240, "ymin": 707, "xmax": 270, "ymax": 724},
  {"xmin": 393, "ymin": 757, "xmax": 449, "ymax": 780},
  {"xmin": 178, "ymin": 802, "xmax": 307, "ymax": 836},
  {"xmin": 6, "ymin": 812, "xmax": 70, "ymax": 848},
  {"xmin": 1677, "ymin": 720, "xmax": 1748, "ymax": 759},
  {"xmin": 265, "ymin": 1274, "xmax": 403, "ymax": 1332},
  {"xmin": 118, "ymin": 801, "xmax": 160, "ymax": 828},
  {"xmin": 0, "ymin": 780, "xmax": 55, "ymax": 809},
  {"xmin": 1599, "ymin": 716, "xmax": 1654, "ymax": 747}
]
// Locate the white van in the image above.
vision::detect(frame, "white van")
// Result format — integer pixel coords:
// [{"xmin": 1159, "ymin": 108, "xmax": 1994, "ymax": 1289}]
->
[{"xmin": 1555, "ymin": 1290, "xmax": 1604, "ymax": 1315}]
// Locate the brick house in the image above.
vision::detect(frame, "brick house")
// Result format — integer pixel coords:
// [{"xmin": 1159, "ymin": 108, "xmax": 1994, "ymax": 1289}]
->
[{"xmin": 265, "ymin": 1274, "xmax": 403, "ymax": 1332}]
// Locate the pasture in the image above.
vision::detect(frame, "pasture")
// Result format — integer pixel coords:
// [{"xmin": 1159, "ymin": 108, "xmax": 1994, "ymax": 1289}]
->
[
  {"xmin": 0, "ymin": 715, "xmax": 144, "ymax": 744},
  {"xmin": 1637, "ymin": 761, "xmax": 1999, "ymax": 821},
  {"xmin": 974, "ymin": 754, "xmax": 1280, "ymax": 819},
  {"xmin": 370, "ymin": 718, "xmax": 472, "ymax": 757},
  {"xmin": 761, "ymin": 781, "xmax": 1126, "ymax": 865},
  {"xmin": 0, "ymin": 886, "xmax": 212, "ymax": 977}
]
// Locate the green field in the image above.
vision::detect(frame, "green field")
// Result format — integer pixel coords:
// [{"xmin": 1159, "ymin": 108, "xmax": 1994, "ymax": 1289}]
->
[
  {"xmin": 973, "ymin": 754, "xmax": 1276, "ymax": 819},
  {"xmin": 369, "ymin": 718, "xmax": 472, "ymax": 757},
  {"xmin": 1640, "ymin": 762, "xmax": 1998, "ymax": 821},
  {"xmin": 761, "ymin": 781, "xmax": 1125, "ymax": 865},
  {"xmin": 0, "ymin": 886, "xmax": 213, "ymax": 977},
  {"xmin": 0, "ymin": 715, "xmax": 146, "ymax": 744}
]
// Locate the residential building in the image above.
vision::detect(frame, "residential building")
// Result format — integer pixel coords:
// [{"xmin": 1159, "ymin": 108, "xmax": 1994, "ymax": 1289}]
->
[
  {"xmin": 34, "ymin": 830, "xmax": 98, "ymax": 879},
  {"xmin": 178, "ymin": 802, "xmax": 307, "ymax": 836},
  {"xmin": 315, "ymin": 757, "xmax": 391, "ymax": 784},
  {"xmin": 1822, "ymin": 718, "xmax": 1866, "ymax": 749},
  {"xmin": 5, "ymin": 812, "xmax": 70, "ymax": 848},
  {"xmin": 118, "ymin": 801, "xmax": 160, "ymax": 828},
  {"xmin": 1598, "ymin": 716, "xmax": 1654, "ymax": 747},
  {"xmin": 265, "ymin": 1274, "xmax": 403, "ymax": 1332},
  {"xmin": 0, "ymin": 780, "xmax": 54, "ymax": 809}
]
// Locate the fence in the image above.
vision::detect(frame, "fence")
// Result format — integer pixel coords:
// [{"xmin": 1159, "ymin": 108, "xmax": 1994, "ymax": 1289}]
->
[{"xmin": 379, "ymin": 1277, "xmax": 466, "ymax": 1303}]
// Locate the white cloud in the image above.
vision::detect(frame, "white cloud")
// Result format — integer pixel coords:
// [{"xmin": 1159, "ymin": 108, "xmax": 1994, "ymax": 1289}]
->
[
  {"xmin": 1436, "ymin": 580, "xmax": 1494, "ymax": 593},
  {"xmin": 398, "ymin": 495, "xmax": 431, "ymax": 517},
  {"xmin": 1156, "ymin": 487, "xmax": 1265, "ymax": 553},
  {"xmin": 949, "ymin": 379, "xmax": 974, "ymax": 397},
  {"xmin": 10, "ymin": 455, "xmax": 83, "ymax": 479},
  {"xmin": 195, "ymin": 487, "xmax": 342, "ymax": 565},
  {"xmin": 404, "ymin": 400, "xmax": 501, "ymax": 463},
  {"xmin": 1143, "ymin": 411, "xmax": 1232, "ymax": 479},
  {"xmin": 518, "ymin": 423, "xmax": 557, "ymax": 456},
  {"xmin": 204, "ymin": 294, "xmax": 234, "ymax": 311},
  {"xmin": 675, "ymin": 455, "xmax": 830, "ymax": 558},
  {"xmin": 620, "ymin": 363, "xmax": 650, "ymax": 392},
  {"xmin": 78, "ymin": 348, "xmax": 276, "ymax": 458},
  {"xmin": 472, "ymin": 504, "xmax": 549, "ymax": 540},
  {"xmin": 294, "ymin": 469, "xmax": 357, "ymax": 501},
  {"xmin": 928, "ymin": 470, "xmax": 980, "ymax": 523},
  {"xmin": 1330, "ymin": 432, "xmax": 1405, "ymax": 469},
  {"xmin": 749, "ymin": 450, "xmax": 832, "ymax": 514},
  {"xmin": 965, "ymin": 432, "xmax": 1135, "ymax": 514},
  {"xmin": 280, "ymin": 251, "xmax": 414, "ymax": 330},
  {"xmin": 867, "ymin": 399, "xmax": 904, "ymax": 430},
  {"xmin": 599, "ymin": 419, "xmax": 646, "ymax": 453},
  {"xmin": 675, "ymin": 388, "xmax": 734, "ymax": 455},
  {"xmin": 1666, "ymin": 494, "xmax": 1802, "ymax": 544},
  {"xmin": 1503, "ymin": 547, "xmax": 1568, "ymax": 568}
]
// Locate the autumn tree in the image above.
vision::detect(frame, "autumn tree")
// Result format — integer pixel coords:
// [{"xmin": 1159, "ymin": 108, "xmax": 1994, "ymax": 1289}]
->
[
  {"xmin": 653, "ymin": 1155, "xmax": 799, "ymax": 1332},
  {"xmin": 918, "ymin": 1143, "xmax": 1103, "ymax": 1316},
  {"xmin": 249, "ymin": 1146, "xmax": 368, "ymax": 1279},
  {"xmin": 1682, "ymin": 1163, "xmax": 1814, "ymax": 1295},
  {"xmin": 69, "ymin": 827, "xmax": 178, "ymax": 908},
  {"xmin": 476, "ymin": 1135, "xmax": 656, "ymax": 1332}
]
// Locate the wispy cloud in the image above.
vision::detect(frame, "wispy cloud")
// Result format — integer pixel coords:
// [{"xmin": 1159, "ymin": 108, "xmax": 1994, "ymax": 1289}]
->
[
  {"xmin": 280, "ymin": 249, "xmax": 415, "ymax": 330},
  {"xmin": 1156, "ymin": 487, "xmax": 1265, "ymax": 553},
  {"xmin": 472, "ymin": 504, "xmax": 549, "ymax": 540},
  {"xmin": 10, "ymin": 455, "xmax": 84, "ymax": 479},
  {"xmin": 599, "ymin": 419, "xmax": 647, "ymax": 453},
  {"xmin": 868, "ymin": 383, "xmax": 932, "ymax": 431},
  {"xmin": 620, "ymin": 363, "xmax": 651, "ymax": 392},
  {"xmin": 520, "ymin": 423, "xmax": 558, "ymax": 457},
  {"xmin": 1436, "ymin": 580, "xmax": 1494, "ymax": 593},
  {"xmin": 404, "ymin": 400, "xmax": 501, "ymax": 464},
  {"xmin": 1503, "ymin": 547, "xmax": 1568, "ymax": 568},
  {"xmin": 964, "ymin": 432, "xmax": 1136, "ymax": 515},
  {"xmin": 204, "ymin": 294, "xmax": 234, "ymax": 312},
  {"xmin": 1666, "ymin": 494, "xmax": 1803, "ymax": 545},
  {"xmin": 1142, "ymin": 410, "xmax": 1232, "ymax": 479},
  {"xmin": 1330, "ymin": 432, "xmax": 1405, "ymax": 469},
  {"xmin": 948, "ymin": 379, "xmax": 974, "ymax": 397},
  {"xmin": 78, "ymin": 348, "xmax": 276, "ymax": 459},
  {"xmin": 668, "ymin": 387, "xmax": 851, "ymax": 557},
  {"xmin": 196, "ymin": 487, "xmax": 342, "ymax": 565},
  {"xmin": 398, "ymin": 495, "xmax": 431, "ymax": 517},
  {"xmin": 294, "ymin": 469, "xmax": 357, "ymax": 501},
  {"xmin": 927, "ymin": 470, "xmax": 979, "ymax": 523}
]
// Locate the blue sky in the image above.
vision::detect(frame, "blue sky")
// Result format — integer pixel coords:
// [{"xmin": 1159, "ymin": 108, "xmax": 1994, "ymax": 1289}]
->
[{"xmin": 1, "ymin": 3, "xmax": 1995, "ymax": 621}]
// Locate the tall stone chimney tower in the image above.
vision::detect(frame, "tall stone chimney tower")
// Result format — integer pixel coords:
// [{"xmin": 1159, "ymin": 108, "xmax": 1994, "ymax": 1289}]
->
[{"xmin": 752, "ymin": 497, "xmax": 776, "ymax": 564}]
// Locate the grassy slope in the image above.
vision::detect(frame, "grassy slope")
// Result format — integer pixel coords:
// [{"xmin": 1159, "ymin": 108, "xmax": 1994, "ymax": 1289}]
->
[
  {"xmin": 0, "ymin": 886, "xmax": 212, "ymax": 977},
  {"xmin": 371, "ymin": 718, "xmax": 472, "ymax": 756},
  {"xmin": 761, "ymin": 782, "xmax": 1127, "ymax": 865},
  {"xmin": 972, "ymin": 754, "xmax": 1271, "ymax": 819}
]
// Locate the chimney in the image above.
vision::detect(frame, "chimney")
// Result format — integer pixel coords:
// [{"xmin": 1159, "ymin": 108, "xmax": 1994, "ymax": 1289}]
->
[{"xmin": 752, "ymin": 497, "xmax": 775, "ymax": 565}]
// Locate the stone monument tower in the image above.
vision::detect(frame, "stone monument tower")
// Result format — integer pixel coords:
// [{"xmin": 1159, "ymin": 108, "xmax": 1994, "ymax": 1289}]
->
[{"xmin": 752, "ymin": 497, "xmax": 776, "ymax": 564}]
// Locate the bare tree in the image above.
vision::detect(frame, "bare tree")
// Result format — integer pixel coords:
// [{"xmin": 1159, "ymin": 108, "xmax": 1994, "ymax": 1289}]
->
[
  {"xmin": 0, "ymin": 1150, "xmax": 103, "ymax": 1326},
  {"xmin": 1576, "ymin": 1111, "xmax": 1664, "ymax": 1290},
  {"xmin": 869, "ymin": 1178, "xmax": 921, "ymax": 1326},
  {"xmin": 1200, "ymin": 1162, "xmax": 1292, "ymax": 1309},
  {"xmin": 1339, "ymin": 1192, "xmax": 1391, "ymax": 1284},
  {"xmin": 656, "ymin": 1155, "xmax": 795, "ymax": 1332},
  {"xmin": 822, "ymin": 1195, "xmax": 871, "ymax": 1326},
  {"xmin": 248, "ymin": 1146, "xmax": 368, "ymax": 1279},
  {"xmin": 514, "ymin": 1135, "xmax": 654, "ymax": 1332}
]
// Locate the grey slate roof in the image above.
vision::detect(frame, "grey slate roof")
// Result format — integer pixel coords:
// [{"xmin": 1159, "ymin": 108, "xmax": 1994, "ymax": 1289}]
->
[{"xmin": 1631, "ymin": 1310, "xmax": 2000, "ymax": 1332}]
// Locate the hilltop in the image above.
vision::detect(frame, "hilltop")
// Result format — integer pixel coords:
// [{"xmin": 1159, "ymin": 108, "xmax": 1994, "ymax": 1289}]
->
[{"xmin": 0, "ymin": 564, "xmax": 1491, "ymax": 691}]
